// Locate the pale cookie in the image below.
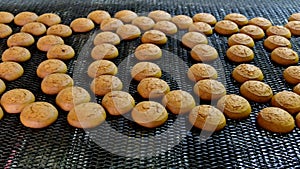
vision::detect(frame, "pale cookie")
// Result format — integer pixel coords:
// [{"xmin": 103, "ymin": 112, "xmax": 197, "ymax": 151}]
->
[
  {"xmin": 0, "ymin": 79, "xmax": 6, "ymax": 95},
  {"xmin": 47, "ymin": 44, "xmax": 75, "ymax": 60},
  {"xmin": 91, "ymin": 43, "xmax": 119, "ymax": 60},
  {"xmin": 271, "ymin": 47, "xmax": 299, "ymax": 66},
  {"xmin": 46, "ymin": 24, "xmax": 73, "ymax": 38},
  {"xmin": 36, "ymin": 59, "xmax": 68, "ymax": 78},
  {"xmin": 0, "ymin": 24, "xmax": 12, "ymax": 38},
  {"xmin": 21, "ymin": 22, "xmax": 47, "ymax": 36},
  {"xmin": 189, "ymin": 105, "xmax": 226, "ymax": 132},
  {"xmin": 87, "ymin": 60, "xmax": 118, "ymax": 78},
  {"xmin": 187, "ymin": 63, "xmax": 218, "ymax": 82},
  {"xmin": 7, "ymin": 32, "xmax": 35, "ymax": 47},
  {"xmin": 90, "ymin": 75, "xmax": 123, "ymax": 96},
  {"xmin": 224, "ymin": 13, "xmax": 248, "ymax": 27},
  {"xmin": 271, "ymin": 91, "xmax": 300, "ymax": 115},
  {"xmin": 264, "ymin": 35, "xmax": 291, "ymax": 51},
  {"xmin": 193, "ymin": 79, "xmax": 226, "ymax": 101},
  {"xmin": 162, "ymin": 90, "xmax": 196, "ymax": 114},
  {"xmin": 248, "ymin": 17, "xmax": 272, "ymax": 31},
  {"xmin": 93, "ymin": 32, "xmax": 120, "ymax": 45},
  {"xmin": 87, "ymin": 10, "xmax": 111, "ymax": 24},
  {"xmin": 289, "ymin": 13, "xmax": 300, "ymax": 21},
  {"xmin": 293, "ymin": 83, "xmax": 300, "ymax": 95},
  {"xmin": 70, "ymin": 18, "xmax": 95, "ymax": 33},
  {"xmin": 37, "ymin": 35, "xmax": 64, "ymax": 52},
  {"xmin": 188, "ymin": 22, "xmax": 213, "ymax": 35},
  {"xmin": 182, "ymin": 32, "xmax": 208, "ymax": 49},
  {"xmin": 232, "ymin": 64, "xmax": 264, "ymax": 83},
  {"xmin": 131, "ymin": 16, "xmax": 155, "ymax": 31},
  {"xmin": 20, "ymin": 102, "xmax": 58, "ymax": 128},
  {"xmin": 148, "ymin": 10, "xmax": 172, "ymax": 22},
  {"xmin": 226, "ymin": 45, "xmax": 254, "ymax": 63},
  {"xmin": 134, "ymin": 43, "xmax": 162, "ymax": 61},
  {"xmin": 190, "ymin": 44, "xmax": 218, "ymax": 62},
  {"xmin": 240, "ymin": 25, "xmax": 265, "ymax": 40},
  {"xmin": 132, "ymin": 101, "xmax": 168, "ymax": 128},
  {"xmin": 114, "ymin": 10, "xmax": 138, "ymax": 23},
  {"xmin": 131, "ymin": 62, "xmax": 162, "ymax": 81},
  {"xmin": 171, "ymin": 15, "xmax": 193, "ymax": 29},
  {"xmin": 296, "ymin": 113, "xmax": 300, "ymax": 128},
  {"xmin": 153, "ymin": 21, "xmax": 178, "ymax": 35},
  {"xmin": 214, "ymin": 20, "xmax": 239, "ymax": 36},
  {"xmin": 266, "ymin": 25, "xmax": 291, "ymax": 39},
  {"xmin": 0, "ymin": 11, "xmax": 14, "ymax": 24},
  {"xmin": 2, "ymin": 46, "xmax": 31, "ymax": 62},
  {"xmin": 141, "ymin": 30, "xmax": 167, "ymax": 45},
  {"xmin": 227, "ymin": 33, "xmax": 255, "ymax": 48},
  {"xmin": 283, "ymin": 66, "xmax": 300, "ymax": 85},
  {"xmin": 41, "ymin": 73, "xmax": 74, "ymax": 95},
  {"xmin": 137, "ymin": 78, "xmax": 170, "ymax": 99},
  {"xmin": 0, "ymin": 88, "xmax": 35, "ymax": 114},
  {"xmin": 0, "ymin": 61, "xmax": 24, "ymax": 81},
  {"xmin": 37, "ymin": 13, "xmax": 61, "ymax": 26},
  {"xmin": 285, "ymin": 21, "xmax": 300, "ymax": 36},
  {"xmin": 192, "ymin": 13, "xmax": 217, "ymax": 25},
  {"xmin": 14, "ymin": 11, "xmax": 38, "ymax": 26},
  {"xmin": 100, "ymin": 18, "xmax": 123, "ymax": 32},
  {"xmin": 240, "ymin": 80, "xmax": 273, "ymax": 103},
  {"xmin": 102, "ymin": 91, "xmax": 135, "ymax": 115},
  {"xmin": 116, "ymin": 24, "xmax": 141, "ymax": 40}
]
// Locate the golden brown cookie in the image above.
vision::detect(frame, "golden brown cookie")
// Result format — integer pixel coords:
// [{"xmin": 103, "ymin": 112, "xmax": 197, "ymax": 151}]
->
[
  {"xmin": 21, "ymin": 22, "xmax": 47, "ymax": 36},
  {"xmin": 296, "ymin": 112, "xmax": 300, "ymax": 128},
  {"xmin": 217, "ymin": 94, "xmax": 251, "ymax": 119},
  {"xmin": 0, "ymin": 11, "xmax": 14, "ymax": 24},
  {"xmin": 148, "ymin": 10, "xmax": 171, "ymax": 22},
  {"xmin": 190, "ymin": 44, "xmax": 218, "ymax": 62},
  {"xmin": 289, "ymin": 13, "xmax": 300, "ymax": 21},
  {"xmin": 131, "ymin": 62, "xmax": 162, "ymax": 81},
  {"xmin": 283, "ymin": 66, "xmax": 300, "ymax": 85},
  {"xmin": 132, "ymin": 101, "xmax": 168, "ymax": 128},
  {"xmin": 227, "ymin": 33, "xmax": 255, "ymax": 48},
  {"xmin": 181, "ymin": 32, "xmax": 208, "ymax": 49},
  {"xmin": 70, "ymin": 18, "xmax": 95, "ymax": 33},
  {"xmin": 90, "ymin": 75, "xmax": 123, "ymax": 96},
  {"xmin": 100, "ymin": 18, "xmax": 124, "ymax": 32},
  {"xmin": 193, "ymin": 79, "xmax": 226, "ymax": 101},
  {"xmin": 189, "ymin": 105, "xmax": 226, "ymax": 132},
  {"xmin": 7, "ymin": 32, "xmax": 35, "ymax": 47},
  {"xmin": 0, "ymin": 61, "xmax": 24, "ymax": 81},
  {"xmin": 266, "ymin": 25, "xmax": 291, "ymax": 39},
  {"xmin": 67, "ymin": 102, "xmax": 106, "ymax": 128},
  {"xmin": 134, "ymin": 43, "xmax": 162, "ymax": 61},
  {"xmin": 248, "ymin": 17, "xmax": 272, "ymax": 31},
  {"xmin": 93, "ymin": 31, "xmax": 120, "ymax": 45},
  {"xmin": 137, "ymin": 78, "xmax": 170, "ymax": 99},
  {"xmin": 293, "ymin": 83, "xmax": 300, "ymax": 95},
  {"xmin": 91, "ymin": 43, "xmax": 119, "ymax": 60},
  {"xmin": 271, "ymin": 47, "xmax": 299, "ymax": 66},
  {"xmin": 114, "ymin": 10, "xmax": 138, "ymax": 23},
  {"xmin": 37, "ymin": 35, "xmax": 64, "ymax": 52},
  {"xmin": 36, "ymin": 59, "xmax": 67, "ymax": 78},
  {"xmin": 46, "ymin": 44, "xmax": 75, "ymax": 60},
  {"xmin": 271, "ymin": 91, "xmax": 300, "ymax": 115},
  {"xmin": 46, "ymin": 24, "xmax": 73, "ymax": 38},
  {"xmin": 0, "ymin": 79, "xmax": 6, "ymax": 95},
  {"xmin": 41, "ymin": 73, "xmax": 74, "ymax": 95},
  {"xmin": 226, "ymin": 45, "xmax": 254, "ymax": 63},
  {"xmin": 116, "ymin": 24, "xmax": 141, "ymax": 40},
  {"xmin": 187, "ymin": 63, "xmax": 218, "ymax": 82},
  {"xmin": 240, "ymin": 80, "xmax": 273, "ymax": 103},
  {"xmin": 131, "ymin": 16, "xmax": 155, "ymax": 31},
  {"xmin": 37, "ymin": 13, "xmax": 61, "ymax": 26},
  {"xmin": 0, "ymin": 107, "xmax": 3, "ymax": 120},
  {"xmin": 0, "ymin": 88, "xmax": 35, "ymax": 114},
  {"xmin": 192, "ymin": 13, "xmax": 217, "ymax": 25},
  {"xmin": 257, "ymin": 107, "xmax": 295, "ymax": 133},
  {"xmin": 2, "ymin": 46, "xmax": 31, "ymax": 62},
  {"xmin": 162, "ymin": 90, "xmax": 195, "ymax": 114},
  {"xmin": 87, "ymin": 10, "xmax": 111, "ymax": 24},
  {"xmin": 102, "ymin": 91, "xmax": 135, "ymax": 116},
  {"xmin": 0, "ymin": 24, "xmax": 12, "ymax": 38},
  {"xmin": 214, "ymin": 20, "xmax": 239, "ymax": 36},
  {"xmin": 171, "ymin": 15, "xmax": 193, "ymax": 29},
  {"xmin": 188, "ymin": 22, "xmax": 213, "ymax": 35},
  {"xmin": 20, "ymin": 102, "xmax": 58, "ymax": 128},
  {"xmin": 87, "ymin": 60, "xmax": 118, "ymax": 78},
  {"xmin": 224, "ymin": 13, "xmax": 248, "ymax": 27},
  {"xmin": 285, "ymin": 21, "xmax": 300, "ymax": 36},
  {"xmin": 264, "ymin": 35, "xmax": 291, "ymax": 51},
  {"xmin": 56, "ymin": 86, "xmax": 91, "ymax": 111},
  {"xmin": 153, "ymin": 21, "xmax": 178, "ymax": 35},
  {"xmin": 240, "ymin": 25, "xmax": 265, "ymax": 40},
  {"xmin": 141, "ymin": 30, "xmax": 167, "ymax": 45},
  {"xmin": 14, "ymin": 11, "xmax": 38, "ymax": 26},
  {"xmin": 232, "ymin": 64, "xmax": 264, "ymax": 83}
]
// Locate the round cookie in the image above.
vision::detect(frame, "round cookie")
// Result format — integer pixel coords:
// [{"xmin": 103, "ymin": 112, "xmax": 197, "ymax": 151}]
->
[
  {"xmin": 266, "ymin": 25, "xmax": 291, "ymax": 39},
  {"xmin": 226, "ymin": 45, "xmax": 254, "ymax": 63},
  {"xmin": 116, "ymin": 24, "xmax": 141, "ymax": 40},
  {"xmin": 87, "ymin": 10, "xmax": 111, "ymax": 24},
  {"xmin": 248, "ymin": 17, "xmax": 272, "ymax": 31},
  {"xmin": 171, "ymin": 15, "xmax": 193, "ymax": 29},
  {"xmin": 293, "ymin": 83, "xmax": 300, "ymax": 95},
  {"xmin": 131, "ymin": 62, "xmax": 162, "ymax": 81},
  {"xmin": 193, "ymin": 79, "xmax": 226, "ymax": 101},
  {"xmin": 46, "ymin": 24, "xmax": 73, "ymax": 38},
  {"xmin": 102, "ymin": 91, "xmax": 135, "ymax": 115},
  {"xmin": 271, "ymin": 47, "xmax": 299, "ymax": 66},
  {"xmin": 131, "ymin": 16, "xmax": 155, "ymax": 31},
  {"xmin": 232, "ymin": 64, "xmax": 264, "ymax": 83},
  {"xmin": 289, "ymin": 13, "xmax": 300, "ymax": 21},
  {"xmin": 217, "ymin": 94, "xmax": 251, "ymax": 119},
  {"xmin": 90, "ymin": 75, "xmax": 123, "ymax": 96},
  {"xmin": 36, "ymin": 59, "xmax": 68, "ymax": 78},
  {"xmin": 141, "ymin": 30, "xmax": 168, "ymax": 45},
  {"xmin": 2, "ymin": 46, "xmax": 31, "ymax": 62},
  {"xmin": 181, "ymin": 32, "xmax": 208, "ymax": 49},
  {"xmin": 188, "ymin": 22, "xmax": 213, "ymax": 36},
  {"xmin": 70, "ymin": 18, "xmax": 95, "ymax": 33},
  {"xmin": 285, "ymin": 21, "xmax": 300, "ymax": 36},
  {"xmin": 20, "ymin": 102, "xmax": 58, "ymax": 128},
  {"xmin": 132, "ymin": 101, "xmax": 168, "ymax": 128},
  {"xmin": 0, "ymin": 61, "xmax": 24, "ymax": 81},
  {"xmin": 114, "ymin": 10, "xmax": 137, "ymax": 23},
  {"xmin": 91, "ymin": 43, "xmax": 119, "ymax": 60},
  {"xmin": 134, "ymin": 43, "xmax": 162, "ymax": 61},
  {"xmin": 264, "ymin": 35, "xmax": 291, "ymax": 51},
  {"xmin": 0, "ymin": 11, "xmax": 14, "ymax": 24},
  {"xmin": 37, "ymin": 13, "xmax": 61, "ymax": 26},
  {"xmin": 0, "ymin": 24, "xmax": 12, "ymax": 38},
  {"xmin": 189, "ymin": 105, "xmax": 226, "ymax": 132},
  {"xmin": 192, "ymin": 13, "xmax": 217, "ymax": 25},
  {"xmin": 271, "ymin": 91, "xmax": 300, "ymax": 115},
  {"xmin": 137, "ymin": 78, "xmax": 170, "ymax": 99},
  {"xmin": 67, "ymin": 102, "xmax": 106, "ymax": 129},
  {"xmin": 100, "ymin": 18, "xmax": 123, "ymax": 32},
  {"xmin": 224, "ymin": 13, "xmax": 248, "ymax": 27},
  {"xmin": 240, "ymin": 25, "xmax": 265, "ymax": 40},
  {"xmin": 0, "ymin": 79, "xmax": 6, "ymax": 95},
  {"xmin": 0, "ymin": 88, "xmax": 35, "ymax": 114},
  {"xmin": 190, "ymin": 44, "xmax": 218, "ymax": 62},
  {"xmin": 21, "ymin": 22, "xmax": 47, "ymax": 36},
  {"xmin": 87, "ymin": 60, "xmax": 118, "ymax": 78},
  {"xmin": 41, "ymin": 73, "xmax": 74, "ymax": 95},
  {"xmin": 93, "ymin": 32, "xmax": 120, "ymax": 45},
  {"xmin": 296, "ymin": 113, "xmax": 300, "ymax": 128},
  {"xmin": 162, "ymin": 90, "xmax": 196, "ymax": 114},
  {"xmin": 153, "ymin": 21, "xmax": 178, "ymax": 35},
  {"xmin": 37, "ymin": 35, "xmax": 64, "ymax": 52},
  {"xmin": 240, "ymin": 80, "xmax": 273, "ymax": 103},
  {"xmin": 227, "ymin": 33, "xmax": 255, "ymax": 48},
  {"xmin": 7, "ymin": 32, "xmax": 35, "ymax": 47},
  {"xmin": 148, "ymin": 10, "xmax": 171, "ymax": 22},
  {"xmin": 283, "ymin": 66, "xmax": 300, "ymax": 85},
  {"xmin": 56, "ymin": 86, "xmax": 91, "ymax": 111},
  {"xmin": 0, "ymin": 107, "xmax": 3, "ymax": 120},
  {"xmin": 257, "ymin": 107, "xmax": 294, "ymax": 133},
  {"xmin": 187, "ymin": 63, "xmax": 218, "ymax": 82},
  {"xmin": 14, "ymin": 11, "xmax": 38, "ymax": 26},
  {"xmin": 214, "ymin": 20, "xmax": 239, "ymax": 36},
  {"xmin": 47, "ymin": 44, "xmax": 75, "ymax": 60}
]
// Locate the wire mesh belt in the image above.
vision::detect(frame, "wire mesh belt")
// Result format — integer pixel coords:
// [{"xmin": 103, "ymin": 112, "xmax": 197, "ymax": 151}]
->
[{"xmin": 0, "ymin": 0, "xmax": 300, "ymax": 168}]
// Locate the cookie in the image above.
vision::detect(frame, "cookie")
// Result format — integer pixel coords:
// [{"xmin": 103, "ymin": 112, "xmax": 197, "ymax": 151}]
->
[
  {"xmin": 0, "ymin": 61, "xmax": 24, "ymax": 81},
  {"xmin": 226, "ymin": 45, "xmax": 254, "ymax": 63},
  {"xmin": 46, "ymin": 44, "xmax": 75, "ymax": 60},
  {"xmin": 102, "ymin": 91, "xmax": 135, "ymax": 115},
  {"xmin": 271, "ymin": 47, "xmax": 299, "ymax": 66},
  {"xmin": 266, "ymin": 25, "xmax": 291, "ymax": 39},
  {"xmin": 20, "ymin": 102, "xmax": 58, "ymax": 128},
  {"xmin": 46, "ymin": 24, "xmax": 73, "ymax": 38},
  {"xmin": 240, "ymin": 25, "xmax": 265, "ymax": 40},
  {"xmin": 189, "ymin": 105, "xmax": 226, "ymax": 132},
  {"xmin": 240, "ymin": 80, "xmax": 273, "ymax": 103},
  {"xmin": 114, "ymin": 10, "xmax": 138, "ymax": 23},
  {"xmin": 263, "ymin": 35, "xmax": 291, "ymax": 51},
  {"xmin": 283, "ymin": 66, "xmax": 300, "ymax": 85},
  {"xmin": 285, "ymin": 21, "xmax": 300, "ymax": 36},
  {"xmin": 37, "ymin": 13, "xmax": 61, "ymax": 26},
  {"xmin": 14, "ymin": 11, "xmax": 38, "ymax": 26},
  {"xmin": 187, "ymin": 63, "xmax": 218, "ymax": 82},
  {"xmin": 232, "ymin": 64, "xmax": 264, "ymax": 83},
  {"xmin": 93, "ymin": 32, "xmax": 120, "ymax": 45},
  {"xmin": 192, "ymin": 13, "xmax": 217, "ymax": 25},
  {"xmin": 190, "ymin": 44, "xmax": 218, "ymax": 62},
  {"xmin": 134, "ymin": 43, "xmax": 162, "ymax": 61},
  {"xmin": 224, "ymin": 13, "xmax": 248, "ymax": 27},
  {"xmin": 188, "ymin": 22, "xmax": 213, "ymax": 35},
  {"xmin": 56, "ymin": 86, "xmax": 91, "ymax": 111},
  {"xmin": 137, "ymin": 78, "xmax": 170, "ymax": 99},
  {"xmin": 248, "ymin": 17, "xmax": 272, "ymax": 31},
  {"xmin": 70, "ymin": 18, "xmax": 95, "ymax": 33},
  {"xmin": 0, "ymin": 107, "xmax": 3, "ymax": 120},
  {"xmin": 0, "ymin": 79, "xmax": 6, "ymax": 95},
  {"xmin": 227, "ymin": 33, "xmax": 255, "ymax": 48},
  {"xmin": 87, "ymin": 10, "xmax": 111, "ymax": 24},
  {"xmin": 87, "ymin": 60, "xmax": 118, "ymax": 78},
  {"xmin": 0, "ymin": 88, "xmax": 35, "ymax": 114},
  {"xmin": 67, "ymin": 102, "xmax": 106, "ymax": 129},
  {"xmin": 91, "ymin": 43, "xmax": 119, "ymax": 60},
  {"xmin": 100, "ymin": 18, "xmax": 123, "ymax": 32},
  {"xmin": 131, "ymin": 16, "xmax": 155, "ymax": 31},
  {"xmin": 217, "ymin": 94, "xmax": 251, "ymax": 119},
  {"xmin": 271, "ymin": 91, "xmax": 300, "ymax": 115},
  {"xmin": 36, "ymin": 59, "xmax": 68, "ymax": 78},
  {"xmin": 214, "ymin": 20, "xmax": 239, "ymax": 36},
  {"xmin": 257, "ymin": 107, "xmax": 294, "ymax": 133},
  {"xmin": 90, "ymin": 75, "xmax": 123, "ymax": 96},
  {"xmin": 41, "ymin": 73, "xmax": 74, "ymax": 95},
  {"xmin": 7, "ymin": 32, "xmax": 35, "ymax": 47},
  {"xmin": 193, "ymin": 79, "xmax": 226, "ymax": 101},
  {"xmin": 21, "ymin": 22, "xmax": 47, "ymax": 36},
  {"xmin": 37, "ymin": 35, "xmax": 64, "ymax": 52},
  {"xmin": 2, "ymin": 46, "xmax": 31, "ymax": 62},
  {"xmin": 0, "ymin": 24, "xmax": 12, "ymax": 38},
  {"xmin": 116, "ymin": 24, "xmax": 141, "ymax": 40},
  {"xmin": 131, "ymin": 62, "xmax": 162, "ymax": 81},
  {"xmin": 289, "ymin": 13, "xmax": 300, "ymax": 21},
  {"xmin": 162, "ymin": 90, "xmax": 195, "ymax": 114},
  {"xmin": 148, "ymin": 10, "xmax": 172, "ymax": 22},
  {"xmin": 0, "ymin": 11, "xmax": 14, "ymax": 24},
  {"xmin": 141, "ymin": 30, "xmax": 167, "ymax": 45},
  {"xmin": 293, "ymin": 83, "xmax": 300, "ymax": 95},
  {"xmin": 182, "ymin": 32, "xmax": 208, "ymax": 49},
  {"xmin": 131, "ymin": 101, "xmax": 168, "ymax": 128},
  {"xmin": 171, "ymin": 15, "xmax": 193, "ymax": 29},
  {"xmin": 153, "ymin": 21, "xmax": 178, "ymax": 35}
]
